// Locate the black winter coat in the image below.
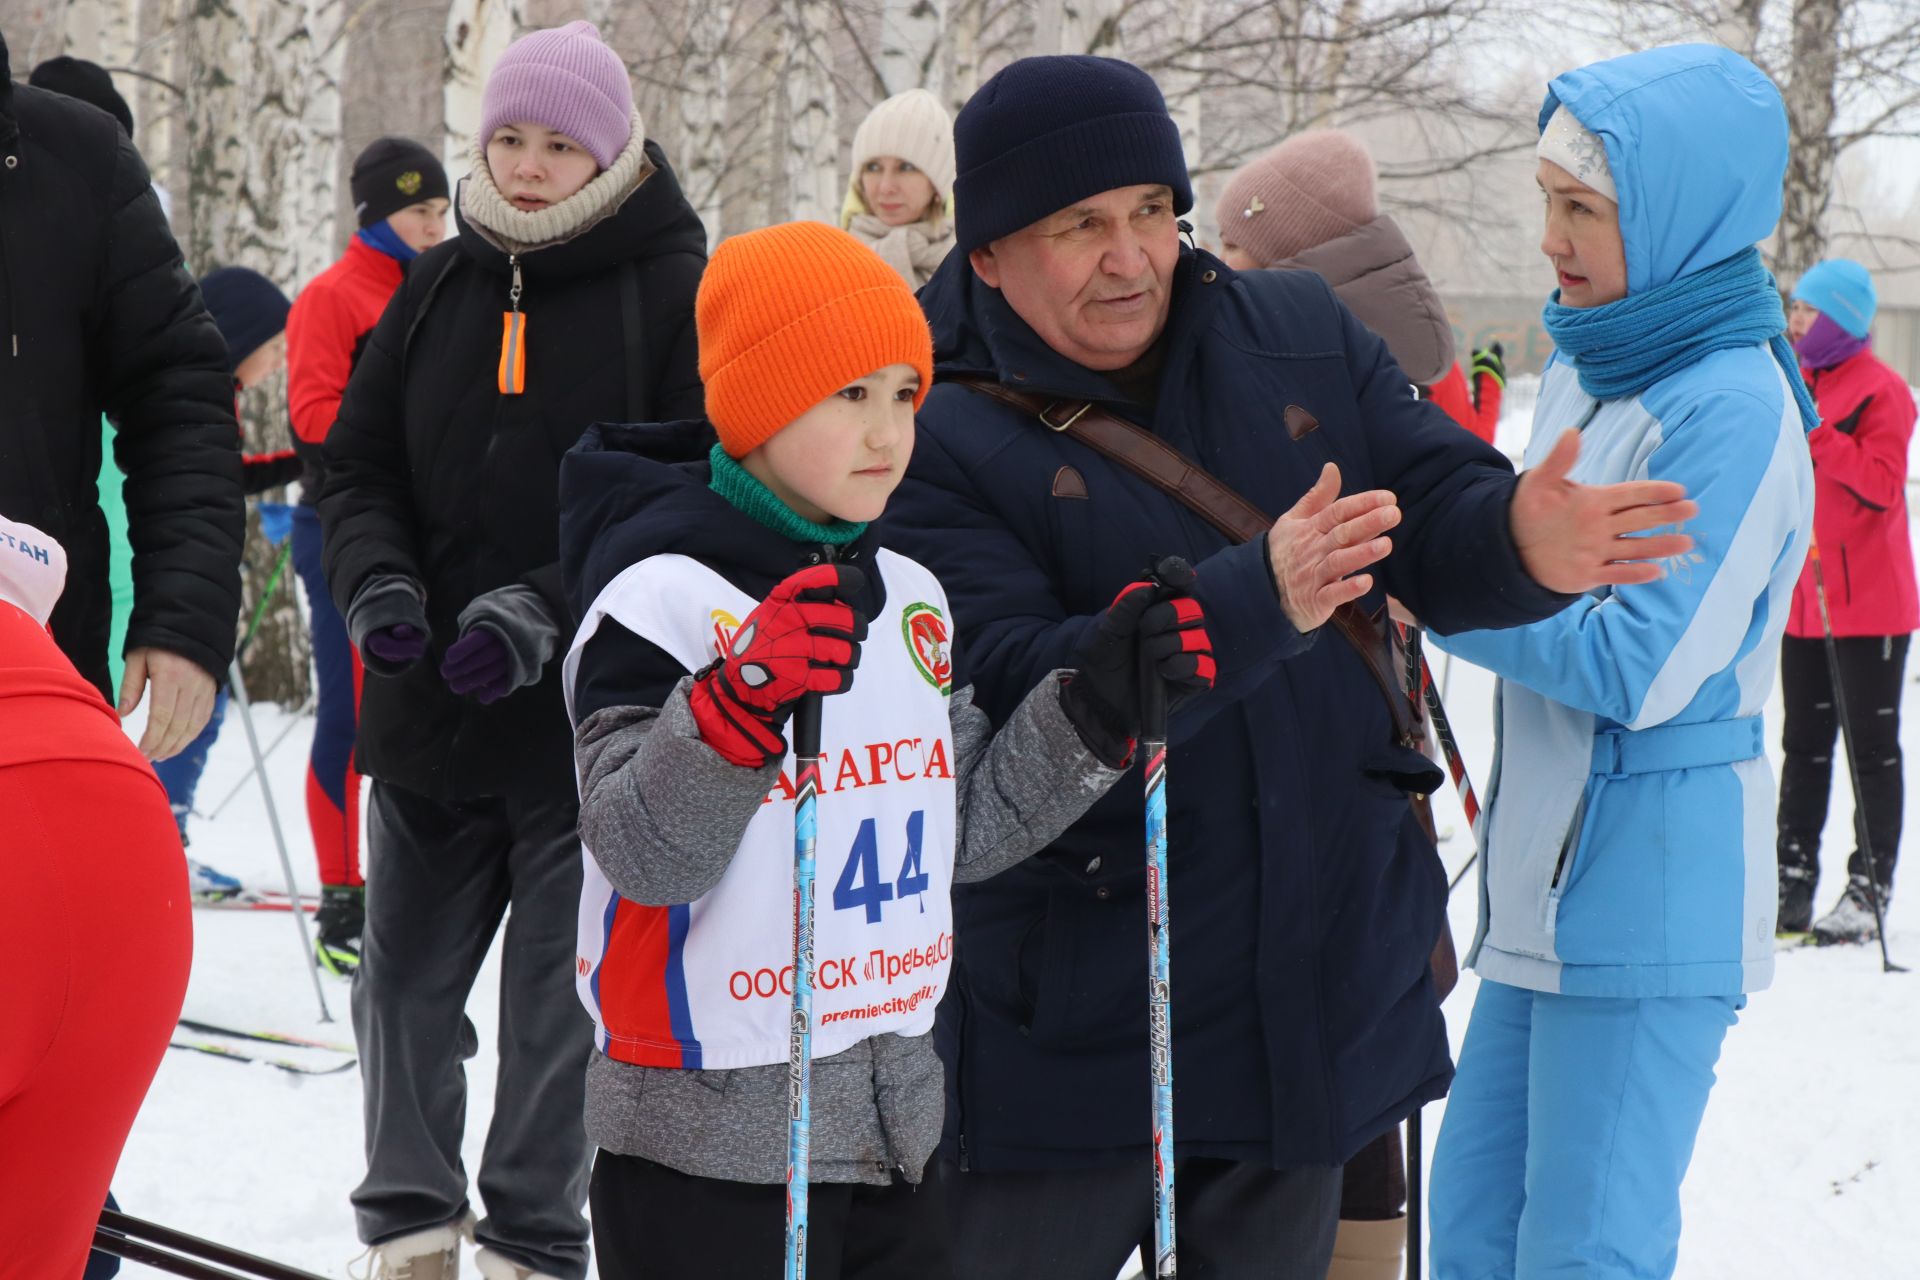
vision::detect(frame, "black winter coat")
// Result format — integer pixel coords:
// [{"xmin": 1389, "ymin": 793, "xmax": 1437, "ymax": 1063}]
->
[
  {"xmin": 0, "ymin": 35, "xmax": 243, "ymax": 694},
  {"xmin": 881, "ymin": 248, "xmax": 1573, "ymax": 1172},
  {"xmin": 319, "ymin": 144, "xmax": 706, "ymax": 802}
]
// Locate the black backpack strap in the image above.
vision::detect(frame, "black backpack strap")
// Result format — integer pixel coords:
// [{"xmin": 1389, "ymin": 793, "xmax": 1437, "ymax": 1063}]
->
[{"xmin": 618, "ymin": 260, "xmax": 649, "ymax": 422}]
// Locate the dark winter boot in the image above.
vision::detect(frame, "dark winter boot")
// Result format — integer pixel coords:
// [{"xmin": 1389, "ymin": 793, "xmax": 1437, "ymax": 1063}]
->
[
  {"xmin": 1778, "ymin": 863, "xmax": 1817, "ymax": 936},
  {"xmin": 1812, "ymin": 877, "xmax": 1889, "ymax": 946},
  {"xmin": 315, "ymin": 884, "xmax": 365, "ymax": 977}
]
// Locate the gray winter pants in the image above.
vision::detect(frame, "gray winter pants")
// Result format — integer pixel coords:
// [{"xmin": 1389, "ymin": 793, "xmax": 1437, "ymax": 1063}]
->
[{"xmin": 351, "ymin": 781, "xmax": 592, "ymax": 1280}]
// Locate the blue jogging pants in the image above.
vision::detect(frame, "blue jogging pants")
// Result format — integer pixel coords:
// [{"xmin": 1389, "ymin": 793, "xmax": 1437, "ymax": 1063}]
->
[{"xmin": 1430, "ymin": 979, "xmax": 1739, "ymax": 1280}]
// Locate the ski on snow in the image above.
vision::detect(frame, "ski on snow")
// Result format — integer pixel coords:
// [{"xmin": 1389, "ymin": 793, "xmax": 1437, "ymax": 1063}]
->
[
  {"xmin": 192, "ymin": 887, "xmax": 318, "ymax": 913},
  {"xmin": 176, "ymin": 1018, "xmax": 355, "ymax": 1054},
  {"xmin": 167, "ymin": 1039, "xmax": 357, "ymax": 1076}
]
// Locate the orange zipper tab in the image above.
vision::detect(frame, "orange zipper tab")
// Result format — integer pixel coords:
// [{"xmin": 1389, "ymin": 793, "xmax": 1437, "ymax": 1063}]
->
[{"xmin": 498, "ymin": 256, "xmax": 526, "ymax": 395}]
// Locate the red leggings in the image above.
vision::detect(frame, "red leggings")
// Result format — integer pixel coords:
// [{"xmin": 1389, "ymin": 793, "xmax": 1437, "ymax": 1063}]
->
[{"xmin": 0, "ymin": 755, "xmax": 191, "ymax": 1280}]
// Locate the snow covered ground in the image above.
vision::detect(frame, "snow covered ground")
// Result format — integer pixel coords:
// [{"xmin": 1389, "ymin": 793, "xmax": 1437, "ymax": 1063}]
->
[{"xmin": 104, "ymin": 380, "xmax": 1919, "ymax": 1277}]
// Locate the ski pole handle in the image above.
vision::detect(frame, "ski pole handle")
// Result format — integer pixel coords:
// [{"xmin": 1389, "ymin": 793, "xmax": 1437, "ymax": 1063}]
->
[
  {"xmin": 1137, "ymin": 555, "xmax": 1194, "ymax": 745},
  {"xmin": 791, "ymin": 691, "xmax": 824, "ymax": 761}
]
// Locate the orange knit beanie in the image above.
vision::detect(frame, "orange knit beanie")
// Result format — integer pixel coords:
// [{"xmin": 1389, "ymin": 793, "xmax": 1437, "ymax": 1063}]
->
[{"xmin": 698, "ymin": 221, "xmax": 934, "ymax": 458}]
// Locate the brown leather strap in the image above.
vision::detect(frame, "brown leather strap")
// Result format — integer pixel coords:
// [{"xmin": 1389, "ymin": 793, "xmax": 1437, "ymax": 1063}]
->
[{"xmin": 954, "ymin": 377, "xmax": 1418, "ymax": 748}]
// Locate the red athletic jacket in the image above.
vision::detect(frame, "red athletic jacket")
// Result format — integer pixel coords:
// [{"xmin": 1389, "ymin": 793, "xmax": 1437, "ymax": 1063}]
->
[
  {"xmin": 1788, "ymin": 347, "xmax": 1919, "ymax": 638},
  {"xmin": 288, "ymin": 237, "xmax": 405, "ymax": 449},
  {"xmin": 1423, "ymin": 361, "xmax": 1501, "ymax": 445}
]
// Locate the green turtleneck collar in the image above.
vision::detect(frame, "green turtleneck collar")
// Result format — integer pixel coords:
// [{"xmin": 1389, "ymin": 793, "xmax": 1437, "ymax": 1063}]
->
[{"xmin": 708, "ymin": 444, "xmax": 868, "ymax": 546}]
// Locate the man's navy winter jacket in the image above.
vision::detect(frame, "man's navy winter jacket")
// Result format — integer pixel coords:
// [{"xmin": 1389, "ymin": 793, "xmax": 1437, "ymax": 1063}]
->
[{"xmin": 880, "ymin": 246, "xmax": 1572, "ymax": 1171}]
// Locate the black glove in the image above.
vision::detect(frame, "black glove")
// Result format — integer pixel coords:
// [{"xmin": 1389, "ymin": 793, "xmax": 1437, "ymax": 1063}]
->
[
  {"xmin": 1471, "ymin": 342, "xmax": 1506, "ymax": 387},
  {"xmin": 1060, "ymin": 556, "xmax": 1216, "ymax": 767}
]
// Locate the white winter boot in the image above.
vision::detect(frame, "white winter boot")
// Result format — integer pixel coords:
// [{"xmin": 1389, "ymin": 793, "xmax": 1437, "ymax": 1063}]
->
[
  {"xmin": 350, "ymin": 1211, "xmax": 475, "ymax": 1280},
  {"xmin": 475, "ymin": 1245, "xmax": 564, "ymax": 1280}
]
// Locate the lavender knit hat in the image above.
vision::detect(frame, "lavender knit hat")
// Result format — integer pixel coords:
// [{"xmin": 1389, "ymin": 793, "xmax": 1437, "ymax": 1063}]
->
[{"xmin": 479, "ymin": 22, "xmax": 635, "ymax": 170}]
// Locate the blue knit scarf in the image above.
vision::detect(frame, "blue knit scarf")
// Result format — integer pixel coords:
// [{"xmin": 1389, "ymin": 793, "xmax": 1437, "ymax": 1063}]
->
[
  {"xmin": 357, "ymin": 220, "xmax": 418, "ymax": 263},
  {"xmin": 1543, "ymin": 248, "xmax": 1819, "ymax": 434}
]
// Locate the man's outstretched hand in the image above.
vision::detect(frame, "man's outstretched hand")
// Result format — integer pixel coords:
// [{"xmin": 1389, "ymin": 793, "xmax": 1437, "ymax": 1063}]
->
[
  {"xmin": 1267, "ymin": 462, "xmax": 1400, "ymax": 634},
  {"xmin": 1512, "ymin": 430, "xmax": 1699, "ymax": 594}
]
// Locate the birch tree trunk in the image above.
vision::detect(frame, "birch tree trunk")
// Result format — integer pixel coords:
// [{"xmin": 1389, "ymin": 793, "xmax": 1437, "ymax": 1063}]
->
[
  {"xmin": 1777, "ymin": 0, "xmax": 1841, "ymax": 283},
  {"xmin": 59, "ymin": 0, "xmax": 143, "ymax": 73},
  {"xmin": 1161, "ymin": 0, "xmax": 1208, "ymax": 173},
  {"xmin": 181, "ymin": 0, "xmax": 347, "ymax": 704},
  {"xmin": 444, "ymin": 0, "xmax": 523, "ymax": 178},
  {"xmin": 879, "ymin": 0, "xmax": 944, "ymax": 97},
  {"xmin": 679, "ymin": 0, "xmax": 731, "ymax": 236},
  {"xmin": 781, "ymin": 0, "xmax": 837, "ymax": 222},
  {"xmin": 1037, "ymin": 0, "xmax": 1125, "ymax": 56},
  {"xmin": 942, "ymin": 0, "xmax": 981, "ymax": 117}
]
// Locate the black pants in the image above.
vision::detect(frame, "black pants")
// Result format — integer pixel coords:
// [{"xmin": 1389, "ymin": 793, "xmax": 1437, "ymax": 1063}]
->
[
  {"xmin": 1778, "ymin": 633, "xmax": 1908, "ymax": 891},
  {"xmin": 589, "ymin": 1150, "xmax": 955, "ymax": 1279},
  {"xmin": 941, "ymin": 1155, "xmax": 1342, "ymax": 1279},
  {"xmin": 350, "ymin": 782, "xmax": 592, "ymax": 1279}
]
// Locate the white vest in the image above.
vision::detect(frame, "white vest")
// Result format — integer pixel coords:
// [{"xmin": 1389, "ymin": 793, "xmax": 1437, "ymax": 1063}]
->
[{"xmin": 564, "ymin": 549, "xmax": 959, "ymax": 1070}]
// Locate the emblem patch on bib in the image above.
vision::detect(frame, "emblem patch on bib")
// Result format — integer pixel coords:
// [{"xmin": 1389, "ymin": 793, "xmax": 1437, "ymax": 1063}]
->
[
  {"xmin": 710, "ymin": 608, "xmax": 742, "ymax": 658},
  {"xmin": 902, "ymin": 603, "xmax": 953, "ymax": 694}
]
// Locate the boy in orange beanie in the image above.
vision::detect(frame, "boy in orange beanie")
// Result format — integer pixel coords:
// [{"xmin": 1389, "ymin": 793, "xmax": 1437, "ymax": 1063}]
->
[{"xmin": 555, "ymin": 220, "xmax": 1215, "ymax": 1276}]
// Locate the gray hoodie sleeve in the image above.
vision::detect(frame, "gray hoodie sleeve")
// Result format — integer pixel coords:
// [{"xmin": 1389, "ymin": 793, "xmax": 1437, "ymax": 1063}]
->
[
  {"xmin": 950, "ymin": 673, "xmax": 1126, "ymax": 883},
  {"xmin": 574, "ymin": 670, "xmax": 1123, "ymax": 903},
  {"xmin": 575, "ymin": 676, "xmax": 782, "ymax": 906}
]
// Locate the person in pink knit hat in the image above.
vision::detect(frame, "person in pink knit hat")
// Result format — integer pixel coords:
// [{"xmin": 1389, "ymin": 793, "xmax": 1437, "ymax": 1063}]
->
[
  {"xmin": 319, "ymin": 20, "xmax": 709, "ymax": 1280},
  {"xmin": 1216, "ymin": 130, "xmax": 1507, "ymax": 445}
]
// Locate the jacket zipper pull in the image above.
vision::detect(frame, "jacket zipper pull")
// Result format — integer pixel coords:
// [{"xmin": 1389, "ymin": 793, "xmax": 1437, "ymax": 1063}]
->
[{"xmin": 498, "ymin": 255, "xmax": 526, "ymax": 395}]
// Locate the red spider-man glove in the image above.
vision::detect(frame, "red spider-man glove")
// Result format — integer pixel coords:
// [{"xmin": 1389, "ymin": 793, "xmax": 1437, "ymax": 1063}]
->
[
  {"xmin": 688, "ymin": 562, "xmax": 869, "ymax": 767},
  {"xmin": 1060, "ymin": 556, "xmax": 1216, "ymax": 767}
]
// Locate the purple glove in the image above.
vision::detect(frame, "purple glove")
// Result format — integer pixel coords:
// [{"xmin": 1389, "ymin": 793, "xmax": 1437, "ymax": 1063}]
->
[
  {"xmin": 440, "ymin": 626, "xmax": 514, "ymax": 704},
  {"xmin": 364, "ymin": 623, "xmax": 429, "ymax": 671}
]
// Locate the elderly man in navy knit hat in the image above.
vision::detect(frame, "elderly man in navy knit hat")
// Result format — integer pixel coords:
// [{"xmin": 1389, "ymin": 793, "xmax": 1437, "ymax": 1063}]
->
[{"xmin": 881, "ymin": 55, "xmax": 1704, "ymax": 1277}]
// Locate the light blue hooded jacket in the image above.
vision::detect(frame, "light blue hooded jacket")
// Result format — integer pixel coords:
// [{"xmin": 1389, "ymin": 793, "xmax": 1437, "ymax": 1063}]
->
[{"xmin": 1433, "ymin": 46, "xmax": 1814, "ymax": 998}]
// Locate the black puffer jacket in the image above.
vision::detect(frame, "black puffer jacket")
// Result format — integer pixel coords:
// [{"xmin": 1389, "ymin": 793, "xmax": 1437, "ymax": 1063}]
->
[
  {"xmin": 0, "ymin": 32, "xmax": 244, "ymax": 694},
  {"xmin": 319, "ymin": 143, "xmax": 707, "ymax": 802}
]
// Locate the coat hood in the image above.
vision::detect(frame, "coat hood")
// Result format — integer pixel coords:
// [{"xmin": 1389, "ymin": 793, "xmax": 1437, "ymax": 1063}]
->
[
  {"xmin": 1272, "ymin": 213, "xmax": 1454, "ymax": 386},
  {"xmin": 559, "ymin": 420, "xmax": 887, "ymax": 625},
  {"xmin": 454, "ymin": 137, "xmax": 707, "ymax": 284},
  {"xmin": 559, "ymin": 419, "xmax": 723, "ymax": 618},
  {"xmin": 1540, "ymin": 44, "xmax": 1787, "ymax": 295}
]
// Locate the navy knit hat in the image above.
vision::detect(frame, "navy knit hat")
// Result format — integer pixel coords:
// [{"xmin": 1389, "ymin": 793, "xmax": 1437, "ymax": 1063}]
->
[
  {"xmin": 198, "ymin": 268, "xmax": 291, "ymax": 374},
  {"xmin": 953, "ymin": 55, "xmax": 1193, "ymax": 256},
  {"xmin": 30, "ymin": 56, "xmax": 134, "ymax": 135}
]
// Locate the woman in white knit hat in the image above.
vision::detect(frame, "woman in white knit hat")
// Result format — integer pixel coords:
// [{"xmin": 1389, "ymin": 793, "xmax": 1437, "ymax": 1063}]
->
[{"xmin": 841, "ymin": 88, "xmax": 956, "ymax": 287}]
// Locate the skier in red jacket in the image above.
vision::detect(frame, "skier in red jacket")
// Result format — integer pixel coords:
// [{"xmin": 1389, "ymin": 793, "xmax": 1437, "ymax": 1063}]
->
[
  {"xmin": 284, "ymin": 137, "xmax": 448, "ymax": 975},
  {"xmin": 1777, "ymin": 258, "xmax": 1918, "ymax": 943}
]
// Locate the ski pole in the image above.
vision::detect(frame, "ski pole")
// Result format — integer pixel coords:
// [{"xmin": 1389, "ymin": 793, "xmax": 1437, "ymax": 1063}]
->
[
  {"xmin": 785, "ymin": 690, "xmax": 825, "ymax": 1280},
  {"xmin": 237, "ymin": 539, "xmax": 296, "ymax": 664},
  {"xmin": 228, "ymin": 658, "xmax": 335, "ymax": 1020},
  {"xmin": 1810, "ymin": 540, "xmax": 1906, "ymax": 973},
  {"xmin": 1407, "ymin": 1108, "xmax": 1424, "ymax": 1280},
  {"xmin": 202, "ymin": 688, "xmax": 314, "ymax": 821},
  {"xmin": 96, "ymin": 1207, "xmax": 331, "ymax": 1280},
  {"xmin": 1141, "ymin": 559, "xmax": 1181, "ymax": 1278},
  {"xmin": 1397, "ymin": 626, "xmax": 1484, "ymax": 894}
]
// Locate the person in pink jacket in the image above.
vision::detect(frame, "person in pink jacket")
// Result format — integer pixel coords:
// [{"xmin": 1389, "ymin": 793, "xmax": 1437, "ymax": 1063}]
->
[{"xmin": 1777, "ymin": 258, "xmax": 1918, "ymax": 943}]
